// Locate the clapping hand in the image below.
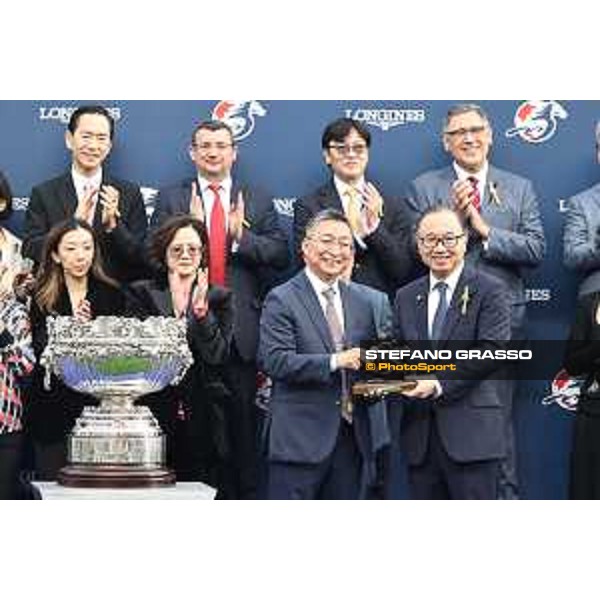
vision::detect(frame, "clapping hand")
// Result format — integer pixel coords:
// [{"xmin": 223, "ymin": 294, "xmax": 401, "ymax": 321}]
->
[
  {"xmin": 74, "ymin": 298, "xmax": 92, "ymax": 321},
  {"xmin": 191, "ymin": 268, "xmax": 209, "ymax": 319},
  {"xmin": 75, "ymin": 186, "xmax": 98, "ymax": 224},
  {"xmin": 100, "ymin": 185, "xmax": 121, "ymax": 231},
  {"xmin": 229, "ymin": 190, "xmax": 246, "ymax": 242},
  {"xmin": 451, "ymin": 180, "xmax": 490, "ymax": 239},
  {"xmin": 189, "ymin": 181, "xmax": 205, "ymax": 222},
  {"xmin": 361, "ymin": 182, "xmax": 384, "ymax": 234}
]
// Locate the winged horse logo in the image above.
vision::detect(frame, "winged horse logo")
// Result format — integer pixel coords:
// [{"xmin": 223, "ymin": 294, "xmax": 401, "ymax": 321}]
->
[
  {"xmin": 542, "ymin": 368, "xmax": 583, "ymax": 412},
  {"xmin": 505, "ymin": 100, "xmax": 568, "ymax": 144},
  {"xmin": 212, "ymin": 100, "xmax": 267, "ymax": 141}
]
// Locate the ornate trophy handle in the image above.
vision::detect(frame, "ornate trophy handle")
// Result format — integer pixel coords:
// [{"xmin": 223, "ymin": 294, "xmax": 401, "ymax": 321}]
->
[{"xmin": 352, "ymin": 379, "xmax": 417, "ymax": 401}]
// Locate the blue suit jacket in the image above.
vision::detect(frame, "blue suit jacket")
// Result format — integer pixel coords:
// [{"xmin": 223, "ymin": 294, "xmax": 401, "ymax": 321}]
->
[
  {"xmin": 394, "ymin": 265, "xmax": 511, "ymax": 465},
  {"xmin": 151, "ymin": 178, "xmax": 288, "ymax": 361},
  {"xmin": 258, "ymin": 271, "xmax": 388, "ymax": 465},
  {"xmin": 407, "ymin": 165, "xmax": 545, "ymax": 332},
  {"xmin": 563, "ymin": 182, "xmax": 600, "ymax": 297}
]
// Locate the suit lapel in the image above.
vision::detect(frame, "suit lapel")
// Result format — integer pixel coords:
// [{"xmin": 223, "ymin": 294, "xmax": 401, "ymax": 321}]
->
[
  {"xmin": 318, "ymin": 181, "xmax": 344, "ymax": 213},
  {"xmin": 414, "ymin": 278, "xmax": 429, "ymax": 341},
  {"xmin": 439, "ymin": 267, "xmax": 475, "ymax": 346},
  {"xmin": 339, "ymin": 281, "xmax": 358, "ymax": 345},
  {"xmin": 293, "ymin": 272, "xmax": 335, "ymax": 352},
  {"xmin": 60, "ymin": 173, "xmax": 78, "ymax": 220},
  {"xmin": 440, "ymin": 167, "xmax": 456, "ymax": 209}
]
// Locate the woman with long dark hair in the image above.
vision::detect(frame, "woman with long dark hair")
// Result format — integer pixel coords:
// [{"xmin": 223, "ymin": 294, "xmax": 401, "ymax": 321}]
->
[
  {"xmin": 129, "ymin": 215, "xmax": 234, "ymax": 496},
  {"xmin": 28, "ymin": 218, "xmax": 128, "ymax": 479}
]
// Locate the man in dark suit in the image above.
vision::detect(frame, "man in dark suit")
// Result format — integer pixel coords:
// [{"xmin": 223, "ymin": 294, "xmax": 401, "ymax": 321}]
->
[
  {"xmin": 23, "ymin": 105, "xmax": 148, "ymax": 283},
  {"xmin": 563, "ymin": 180, "xmax": 600, "ymax": 297},
  {"xmin": 151, "ymin": 120, "xmax": 289, "ymax": 498},
  {"xmin": 293, "ymin": 118, "xmax": 414, "ymax": 299},
  {"xmin": 394, "ymin": 206, "xmax": 511, "ymax": 499},
  {"xmin": 259, "ymin": 209, "xmax": 388, "ymax": 499},
  {"xmin": 407, "ymin": 103, "xmax": 545, "ymax": 499}
]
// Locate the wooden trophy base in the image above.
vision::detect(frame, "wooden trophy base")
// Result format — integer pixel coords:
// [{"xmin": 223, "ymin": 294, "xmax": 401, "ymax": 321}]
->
[{"xmin": 57, "ymin": 464, "xmax": 176, "ymax": 489}]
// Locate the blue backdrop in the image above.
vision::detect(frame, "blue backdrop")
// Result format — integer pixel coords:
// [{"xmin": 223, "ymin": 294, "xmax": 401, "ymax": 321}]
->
[{"xmin": 1, "ymin": 99, "xmax": 596, "ymax": 499}]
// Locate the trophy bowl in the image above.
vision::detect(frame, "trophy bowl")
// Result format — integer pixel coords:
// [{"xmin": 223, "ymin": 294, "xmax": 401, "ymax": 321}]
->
[{"xmin": 41, "ymin": 316, "xmax": 194, "ymax": 488}]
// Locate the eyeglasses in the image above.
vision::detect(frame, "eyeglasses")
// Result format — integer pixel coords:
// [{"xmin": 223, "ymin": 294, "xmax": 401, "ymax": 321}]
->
[
  {"xmin": 168, "ymin": 243, "xmax": 202, "ymax": 258},
  {"xmin": 444, "ymin": 126, "xmax": 487, "ymax": 139},
  {"xmin": 308, "ymin": 235, "xmax": 354, "ymax": 252},
  {"xmin": 192, "ymin": 143, "xmax": 234, "ymax": 153},
  {"xmin": 417, "ymin": 233, "xmax": 465, "ymax": 249},
  {"xmin": 327, "ymin": 143, "xmax": 369, "ymax": 157}
]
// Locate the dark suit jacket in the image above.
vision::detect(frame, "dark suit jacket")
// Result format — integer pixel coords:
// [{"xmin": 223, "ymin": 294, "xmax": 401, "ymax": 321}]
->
[
  {"xmin": 407, "ymin": 165, "xmax": 546, "ymax": 331},
  {"xmin": 127, "ymin": 278, "xmax": 234, "ymax": 479},
  {"xmin": 394, "ymin": 265, "xmax": 511, "ymax": 465},
  {"xmin": 27, "ymin": 277, "xmax": 128, "ymax": 444},
  {"xmin": 293, "ymin": 180, "xmax": 415, "ymax": 298},
  {"xmin": 258, "ymin": 270, "xmax": 388, "ymax": 466},
  {"xmin": 150, "ymin": 178, "xmax": 288, "ymax": 361},
  {"xmin": 563, "ymin": 183, "xmax": 600, "ymax": 297},
  {"xmin": 23, "ymin": 172, "xmax": 149, "ymax": 282}
]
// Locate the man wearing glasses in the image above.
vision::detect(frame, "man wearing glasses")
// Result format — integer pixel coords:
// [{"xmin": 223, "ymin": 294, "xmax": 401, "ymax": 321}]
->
[
  {"xmin": 407, "ymin": 103, "xmax": 546, "ymax": 499},
  {"xmin": 294, "ymin": 118, "xmax": 414, "ymax": 300},
  {"xmin": 151, "ymin": 119, "xmax": 288, "ymax": 499},
  {"xmin": 23, "ymin": 105, "xmax": 148, "ymax": 282},
  {"xmin": 259, "ymin": 209, "xmax": 387, "ymax": 499},
  {"xmin": 394, "ymin": 206, "xmax": 511, "ymax": 499}
]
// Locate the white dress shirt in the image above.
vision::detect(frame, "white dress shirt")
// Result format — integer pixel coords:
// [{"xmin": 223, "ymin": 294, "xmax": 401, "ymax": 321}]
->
[{"xmin": 71, "ymin": 167, "xmax": 102, "ymax": 223}]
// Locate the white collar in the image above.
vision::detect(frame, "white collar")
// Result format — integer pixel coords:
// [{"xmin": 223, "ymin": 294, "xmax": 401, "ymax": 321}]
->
[
  {"xmin": 453, "ymin": 161, "xmax": 489, "ymax": 185},
  {"xmin": 71, "ymin": 165, "xmax": 102, "ymax": 189},
  {"xmin": 198, "ymin": 175, "xmax": 232, "ymax": 196},
  {"xmin": 334, "ymin": 175, "xmax": 366, "ymax": 198},
  {"xmin": 304, "ymin": 267, "xmax": 341, "ymax": 297},
  {"xmin": 429, "ymin": 261, "xmax": 465, "ymax": 296}
]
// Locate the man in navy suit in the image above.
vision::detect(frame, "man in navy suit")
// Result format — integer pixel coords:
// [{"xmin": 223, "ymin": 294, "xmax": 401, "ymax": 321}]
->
[
  {"xmin": 294, "ymin": 118, "xmax": 414, "ymax": 299},
  {"xmin": 23, "ymin": 105, "xmax": 148, "ymax": 283},
  {"xmin": 151, "ymin": 120, "xmax": 288, "ymax": 498},
  {"xmin": 395, "ymin": 206, "xmax": 511, "ymax": 499},
  {"xmin": 259, "ymin": 209, "xmax": 387, "ymax": 499},
  {"xmin": 407, "ymin": 104, "xmax": 545, "ymax": 499}
]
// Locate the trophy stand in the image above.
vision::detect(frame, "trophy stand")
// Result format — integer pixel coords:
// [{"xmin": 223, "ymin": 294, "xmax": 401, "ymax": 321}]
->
[
  {"xmin": 41, "ymin": 316, "xmax": 193, "ymax": 489},
  {"xmin": 58, "ymin": 403, "xmax": 175, "ymax": 489}
]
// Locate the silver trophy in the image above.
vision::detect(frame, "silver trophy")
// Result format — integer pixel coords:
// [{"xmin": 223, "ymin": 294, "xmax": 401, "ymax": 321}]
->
[{"xmin": 41, "ymin": 316, "xmax": 193, "ymax": 488}]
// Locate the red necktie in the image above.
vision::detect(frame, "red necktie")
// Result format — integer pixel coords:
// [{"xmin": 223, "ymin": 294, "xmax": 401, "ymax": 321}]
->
[
  {"xmin": 467, "ymin": 176, "xmax": 481, "ymax": 212},
  {"xmin": 208, "ymin": 184, "xmax": 227, "ymax": 286}
]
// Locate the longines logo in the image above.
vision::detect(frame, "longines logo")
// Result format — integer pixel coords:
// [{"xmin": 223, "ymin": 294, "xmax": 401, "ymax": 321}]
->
[
  {"xmin": 13, "ymin": 197, "xmax": 29, "ymax": 211},
  {"xmin": 38, "ymin": 106, "xmax": 122, "ymax": 124},
  {"xmin": 140, "ymin": 186, "xmax": 159, "ymax": 219},
  {"xmin": 525, "ymin": 288, "xmax": 552, "ymax": 303},
  {"xmin": 273, "ymin": 197, "xmax": 296, "ymax": 218},
  {"xmin": 344, "ymin": 107, "xmax": 426, "ymax": 132}
]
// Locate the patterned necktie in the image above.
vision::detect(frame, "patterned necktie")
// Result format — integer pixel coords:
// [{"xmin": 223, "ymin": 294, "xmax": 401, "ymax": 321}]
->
[
  {"xmin": 208, "ymin": 183, "xmax": 227, "ymax": 286},
  {"xmin": 467, "ymin": 176, "xmax": 481, "ymax": 212},
  {"xmin": 431, "ymin": 281, "xmax": 449, "ymax": 342},
  {"xmin": 322, "ymin": 286, "xmax": 353, "ymax": 423},
  {"xmin": 345, "ymin": 188, "xmax": 362, "ymax": 236}
]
